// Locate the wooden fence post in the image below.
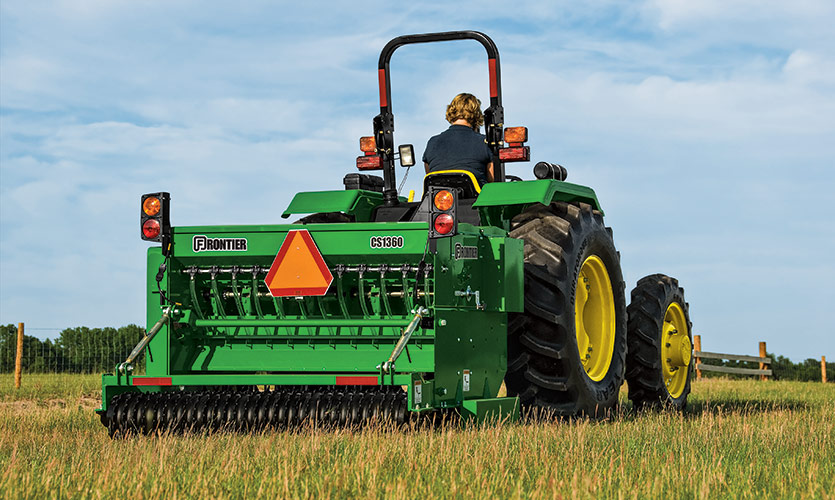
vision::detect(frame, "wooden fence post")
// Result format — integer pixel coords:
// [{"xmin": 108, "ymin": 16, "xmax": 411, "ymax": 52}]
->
[
  {"xmin": 759, "ymin": 341, "xmax": 768, "ymax": 381},
  {"xmin": 694, "ymin": 335, "xmax": 702, "ymax": 381},
  {"xmin": 15, "ymin": 322, "xmax": 24, "ymax": 389},
  {"xmin": 823, "ymin": 356, "xmax": 828, "ymax": 384}
]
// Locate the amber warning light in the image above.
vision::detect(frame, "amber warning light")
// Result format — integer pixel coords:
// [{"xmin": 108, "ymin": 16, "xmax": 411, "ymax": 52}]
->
[
  {"xmin": 428, "ymin": 188, "xmax": 457, "ymax": 239},
  {"xmin": 357, "ymin": 136, "xmax": 383, "ymax": 170},
  {"xmin": 504, "ymin": 127, "xmax": 528, "ymax": 143},
  {"xmin": 433, "ymin": 190, "xmax": 454, "ymax": 211},
  {"xmin": 140, "ymin": 192, "xmax": 170, "ymax": 248},
  {"xmin": 499, "ymin": 126, "xmax": 530, "ymax": 162},
  {"xmin": 359, "ymin": 136, "xmax": 376, "ymax": 153},
  {"xmin": 143, "ymin": 197, "xmax": 161, "ymax": 217}
]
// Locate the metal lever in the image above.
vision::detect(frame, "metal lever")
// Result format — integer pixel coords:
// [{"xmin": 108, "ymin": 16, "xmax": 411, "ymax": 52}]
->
[
  {"xmin": 455, "ymin": 286, "xmax": 484, "ymax": 310},
  {"xmin": 379, "ymin": 306, "xmax": 429, "ymax": 374},
  {"xmin": 118, "ymin": 307, "xmax": 173, "ymax": 374}
]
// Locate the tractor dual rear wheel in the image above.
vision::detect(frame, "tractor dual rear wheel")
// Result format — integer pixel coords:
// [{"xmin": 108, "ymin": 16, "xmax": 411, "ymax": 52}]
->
[
  {"xmin": 625, "ymin": 274, "xmax": 693, "ymax": 411},
  {"xmin": 506, "ymin": 202, "xmax": 627, "ymax": 417}
]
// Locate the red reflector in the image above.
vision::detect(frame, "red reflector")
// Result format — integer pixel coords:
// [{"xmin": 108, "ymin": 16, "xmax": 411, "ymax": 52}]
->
[
  {"xmin": 142, "ymin": 219, "xmax": 161, "ymax": 239},
  {"xmin": 488, "ymin": 58, "xmax": 498, "ymax": 98},
  {"xmin": 434, "ymin": 213, "xmax": 454, "ymax": 235},
  {"xmin": 336, "ymin": 376, "xmax": 378, "ymax": 386},
  {"xmin": 132, "ymin": 377, "xmax": 172, "ymax": 386},
  {"xmin": 498, "ymin": 146, "xmax": 530, "ymax": 162},
  {"xmin": 356, "ymin": 155, "xmax": 382, "ymax": 170},
  {"xmin": 378, "ymin": 69, "xmax": 388, "ymax": 107}
]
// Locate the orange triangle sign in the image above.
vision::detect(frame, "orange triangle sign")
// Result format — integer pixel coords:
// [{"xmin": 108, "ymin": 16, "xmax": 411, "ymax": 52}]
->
[{"xmin": 264, "ymin": 229, "xmax": 334, "ymax": 297}]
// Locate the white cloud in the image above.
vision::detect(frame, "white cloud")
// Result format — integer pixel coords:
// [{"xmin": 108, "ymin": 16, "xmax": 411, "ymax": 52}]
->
[{"xmin": 648, "ymin": 0, "xmax": 835, "ymax": 32}]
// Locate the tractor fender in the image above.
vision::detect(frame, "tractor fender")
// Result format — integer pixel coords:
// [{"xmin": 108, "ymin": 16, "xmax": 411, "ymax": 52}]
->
[
  {"xmin": 281, "ymin": 190, "xmax": 394, "ymax": 222},
  {"xmin": 472, "ymin": 179, "xmax": 603, "ymax": 213}
]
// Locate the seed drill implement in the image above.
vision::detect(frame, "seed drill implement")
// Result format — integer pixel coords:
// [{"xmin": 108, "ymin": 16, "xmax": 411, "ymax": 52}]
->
[{"xmin": 98, "ymin": 31, "xmax": 693, "ymax": 435}]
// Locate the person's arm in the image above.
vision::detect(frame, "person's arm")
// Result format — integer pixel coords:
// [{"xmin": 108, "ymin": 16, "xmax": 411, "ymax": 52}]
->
[
  {"xmin": 486, "ymin": 162, "xmax": 494, "ymax": 183},
  {"xmin": 424, "ymin": 162, "xmax": 431, "ymax": 173}
]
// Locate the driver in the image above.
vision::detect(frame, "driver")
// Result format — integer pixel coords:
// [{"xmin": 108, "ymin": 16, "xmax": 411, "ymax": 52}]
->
[{"xmin": 423, "ymin": 93, "xmax": 494, "ymax": 185}]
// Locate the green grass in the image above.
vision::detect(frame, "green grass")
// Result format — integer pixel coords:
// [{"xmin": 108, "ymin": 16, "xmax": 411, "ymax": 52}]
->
[
  {"xmin": 1, "ymin": 376, "xmax": 833, "ymax": 499},
  {"xmin": 0, "ymin": 373, "xmax": 102, "ymax": 402}
]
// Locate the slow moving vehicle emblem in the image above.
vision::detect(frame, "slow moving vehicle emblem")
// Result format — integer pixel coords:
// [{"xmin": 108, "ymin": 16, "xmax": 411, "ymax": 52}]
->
[{"xmin": 264, "ymin": 229, "xmax": 333, "ymax": 297}]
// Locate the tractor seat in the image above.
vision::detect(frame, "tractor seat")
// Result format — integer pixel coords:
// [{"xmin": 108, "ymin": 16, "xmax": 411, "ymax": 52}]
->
[{"xmin": 423, "ymin": 170, "xmax": 482, "ymax": 199}]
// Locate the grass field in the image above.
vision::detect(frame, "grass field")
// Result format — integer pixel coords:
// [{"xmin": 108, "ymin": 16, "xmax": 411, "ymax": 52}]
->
[{"xmin": 1, "ymin": 375, "xmax": 833, "ymax": 499}]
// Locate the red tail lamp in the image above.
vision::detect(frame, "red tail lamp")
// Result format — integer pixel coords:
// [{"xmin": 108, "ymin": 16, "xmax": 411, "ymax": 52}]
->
[
  {"xmin": 499, "ymin": 125, "xmax": 530, "ymax": 163},
  {"xmin": 428, "ymin": 186, "xmax": 457, "ymax": 239},
  {"xmin": 140, "ymin": 192, "xmax": 170, "ymax": 255},
  {"xmin": 499, "ymin": 146, "xmax": 530, "ymax": 161},
  {"xmin": 356, "ymin": 155, "xmax": 383, "ymax": 170},
  {"xmin": 433, "ymin": 213, "xmax": 454, "ymax": 235},
  {"xmin": 142, "ymin": 219, "xmax": 161, "ymax": 239}
]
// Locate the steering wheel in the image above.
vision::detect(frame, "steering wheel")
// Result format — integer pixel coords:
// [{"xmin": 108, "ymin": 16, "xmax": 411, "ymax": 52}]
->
[{"xmin": 505, "ymin": 175, "xmax": 524, "ymax": 182}]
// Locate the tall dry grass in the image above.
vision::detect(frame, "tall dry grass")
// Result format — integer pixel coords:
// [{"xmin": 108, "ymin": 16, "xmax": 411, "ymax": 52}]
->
[{"xmin": 1, "ymin": 376, "xmax": 833, "ymax": 499}]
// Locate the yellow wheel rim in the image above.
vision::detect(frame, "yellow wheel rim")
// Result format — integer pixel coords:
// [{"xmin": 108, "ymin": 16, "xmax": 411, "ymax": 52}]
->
[
  {"xmin": 574, "ymin": 255, "xmax": 616, "ymax": 381},
  {"xmin": 661, "ymin": 302, "xmax": 691, "ymax": 398}
]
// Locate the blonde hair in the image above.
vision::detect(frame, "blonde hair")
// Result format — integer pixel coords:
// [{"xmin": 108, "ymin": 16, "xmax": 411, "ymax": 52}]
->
[{"xmin": 445, "ymin": 93, "xmax": 484, "ymax": 130}]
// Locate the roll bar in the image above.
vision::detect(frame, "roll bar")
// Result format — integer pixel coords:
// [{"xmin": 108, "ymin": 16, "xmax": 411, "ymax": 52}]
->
[{"xmin": 373, "ymin": 31, "xmax": 506, "ymax": 206}]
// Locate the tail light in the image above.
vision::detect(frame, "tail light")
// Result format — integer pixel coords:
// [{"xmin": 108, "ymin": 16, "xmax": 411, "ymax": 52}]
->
[
  {"xmin": 433, "ymin": 213, "xmax": 454, "ymax": 234},
  {"xmin": 142, "ymin": 219, "xmax": 161, "ymax": 239},
  {"xmin": 357, "ymin": 136, "xmax": 383, "ymax": 170},
  {"xmin": 141, "ymin": 192, "xmax": 171, "ymax": 254},
  {"xmin": 499, "ymin": 126, "xmax": 530, "ymax": 162},
  {"xmin": 428, "ymin": 187, "xmax": 457, "ymax": 238},
  {"xmin": 498, "ymin": 147, "xmax": 530, "ymax": 161},
  {"xmin": 356, "ymin": 155, "xmax": 383, "ymax": 170}
]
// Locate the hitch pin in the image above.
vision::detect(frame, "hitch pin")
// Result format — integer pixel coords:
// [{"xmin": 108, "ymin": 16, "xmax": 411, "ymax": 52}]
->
[
  {"xmin": 118, "ymin": 306, "xmax": 173, "ymax": 374},
  {"xmin": 379, "ymin": 306, "xmax": 429, "ymax": 374}
]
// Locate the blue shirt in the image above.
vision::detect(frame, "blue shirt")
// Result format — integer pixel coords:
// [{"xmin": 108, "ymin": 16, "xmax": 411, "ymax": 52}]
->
[{"xmin": 422, "ymin": 125, "xmax": 492, "ymax": 185}]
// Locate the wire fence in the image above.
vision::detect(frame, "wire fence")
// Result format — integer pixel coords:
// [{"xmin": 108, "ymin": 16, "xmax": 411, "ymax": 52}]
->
[{"xmin": 0, "ymin": 324, "xmax": 145, "ymax": 374}]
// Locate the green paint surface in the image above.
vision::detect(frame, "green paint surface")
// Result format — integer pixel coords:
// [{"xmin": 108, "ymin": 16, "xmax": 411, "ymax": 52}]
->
[{"xmin": 473, "ymin": 179, "xmax": 602, "ymax": 213}]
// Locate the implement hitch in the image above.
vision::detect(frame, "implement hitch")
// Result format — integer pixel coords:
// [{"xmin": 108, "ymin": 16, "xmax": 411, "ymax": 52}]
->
[
  {"xmin": 117, "ymin": 306, "xmax": 173, "ymax": 374},
  {"xmin": 379, "ymin": 306, "xmax": 429, "ymax": 374}
]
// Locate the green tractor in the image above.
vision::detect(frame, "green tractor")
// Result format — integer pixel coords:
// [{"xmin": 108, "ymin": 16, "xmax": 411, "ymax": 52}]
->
[{"xmin": 98, "ymin": 31, "xmax": 693, "ymax": 435}]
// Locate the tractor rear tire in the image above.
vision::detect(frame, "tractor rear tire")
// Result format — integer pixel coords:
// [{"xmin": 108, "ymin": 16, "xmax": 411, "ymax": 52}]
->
[
  {"xmin": 506, "ymin": 202, "xmax": 627, "ymax": 417},
  {"xmin": 625, "ymin": 274, "xmax": 693, "ymax": 411}
]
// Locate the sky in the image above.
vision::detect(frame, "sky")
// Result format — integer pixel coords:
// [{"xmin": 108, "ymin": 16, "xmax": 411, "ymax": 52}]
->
[{"xmin": 1, "ymin": 1, "xmax": 833, "ymax": 362}]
